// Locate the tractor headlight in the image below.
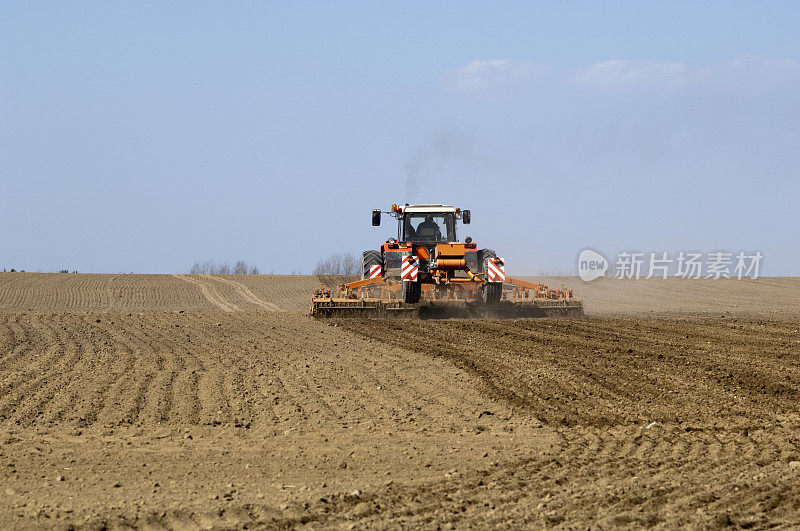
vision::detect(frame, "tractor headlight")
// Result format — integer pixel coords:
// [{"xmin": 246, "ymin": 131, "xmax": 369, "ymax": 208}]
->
[{"xmin": 388, "ymin": 237, "xmax": 397, "ymax": 244}]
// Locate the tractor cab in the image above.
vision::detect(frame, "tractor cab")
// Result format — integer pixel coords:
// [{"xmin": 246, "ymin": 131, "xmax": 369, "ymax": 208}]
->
[
  {"xmin": 399, "ymin": 206, "xmax": 460, "ymax": 243},
  {"xmin": 371, "ymin": 204, "xmax": 469, "ymax": 244}
]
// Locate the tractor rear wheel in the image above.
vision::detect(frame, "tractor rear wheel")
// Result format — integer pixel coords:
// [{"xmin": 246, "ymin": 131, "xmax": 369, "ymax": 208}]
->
[
  {"xmin": 482, "ymin": 282, "xmax": 502, "ymax": 304},
  {"xmin": 479, "ymin": 249, "xmax": 500, "ymax": 304},
  {"xmin": 478, "ymin": 249, "xmax": 496, "ymax": 275},
  {"xmin": 361, "ymin": 250, "xmax": 382, "ymax": 280},
  {"xmin": 402, "ymin": 281, "xmax": 421, "ymax": 303}
]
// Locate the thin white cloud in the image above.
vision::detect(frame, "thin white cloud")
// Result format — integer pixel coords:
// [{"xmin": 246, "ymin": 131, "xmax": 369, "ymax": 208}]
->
[
  {"xmin": 447, "ymin": 55, "xmax": 800, "ymax": 94},
  {"xmin": 571, "ymin": 59, "xmax": 693, "ymax": 90},
  {"xmin": 703, "ymin": 55, "xmax": 800, "ymax": 85},
  {"xmin": 444, "ymin": 59, "xmax": 548, "ymax": 93},
  {"xmin": 570, "ymin": 55, "xmax": 800, "ymax": 91}
]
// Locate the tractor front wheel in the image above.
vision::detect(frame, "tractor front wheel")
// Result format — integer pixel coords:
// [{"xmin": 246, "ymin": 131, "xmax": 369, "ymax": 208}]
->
[
  {"xmin": 482, "ymin": 282, "xmax": 502, "ymax": 304},
  {"xmin": 402, "ymin": 281, "xmax": 421, "ymax": 303}
]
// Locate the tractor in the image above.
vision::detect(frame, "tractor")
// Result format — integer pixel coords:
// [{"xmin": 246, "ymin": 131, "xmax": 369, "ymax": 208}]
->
[{"xmin": 311, "ymin": 203, "xmax": 582, "ymax": 319}]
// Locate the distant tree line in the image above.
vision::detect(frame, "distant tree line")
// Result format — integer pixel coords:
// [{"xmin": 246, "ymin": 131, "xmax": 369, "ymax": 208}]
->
[
  {"xmin": 2, "ymin": 268, "xmax": 77, "ymax": 273},
  {"xmin": 313, "ymin": 253, "xmax": 359, "ymax": 275},
  {"xmin": 189, "ymin": 260, "xmax": 260, "ymax": 274},
  {"xmin": 2, "ymin": 258, "xmax": 359, "ymax": 275}
]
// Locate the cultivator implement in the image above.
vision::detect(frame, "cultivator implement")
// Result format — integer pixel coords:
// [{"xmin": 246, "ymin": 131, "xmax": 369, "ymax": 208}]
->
[{"xmin": 311, "ymin": 275, "xmax": 583, "ymax": 319}]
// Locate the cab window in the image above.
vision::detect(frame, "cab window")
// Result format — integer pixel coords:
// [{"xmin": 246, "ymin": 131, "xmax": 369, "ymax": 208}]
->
[{"xmin": 402, "ymin": 214, "xmax": 456, "ymax": 242}]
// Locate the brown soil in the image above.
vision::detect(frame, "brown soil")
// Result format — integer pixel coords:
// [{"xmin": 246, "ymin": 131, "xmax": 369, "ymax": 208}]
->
[{"xmin": 0, "ymin": 273, "xmax": 799, "ymax": 528}]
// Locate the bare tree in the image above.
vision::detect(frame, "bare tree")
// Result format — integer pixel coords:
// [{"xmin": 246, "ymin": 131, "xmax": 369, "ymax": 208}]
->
[
  {"xmin": 189, "ymin": 260, "xmax": 261, "ymax": 274},
  {"xmin": 313, "ymin": 253, "xmax": 359, "ymax": 275},
  {"xmin": 342, "ymin": 253, "xmax": 358, "ymax": 275}
]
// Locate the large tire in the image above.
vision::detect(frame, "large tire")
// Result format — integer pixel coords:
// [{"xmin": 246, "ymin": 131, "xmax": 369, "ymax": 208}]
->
[
  {"xmin": 402, "ymin": 280, "xmax": 421, "ymax": 303},
  {"xmin": 361, "ymin": 250, "xmax": 382, "ymax": 280},
  {"xmin": 477, "ymin": 249, "xmax": 496, "ymax": 274},
  {"xmin": 479, "ymin": 249, "xmax": 500, "ymax": 304},
  {"xmin": 482, "ymin": 282, "xmax": 502, "ymax": 304}
]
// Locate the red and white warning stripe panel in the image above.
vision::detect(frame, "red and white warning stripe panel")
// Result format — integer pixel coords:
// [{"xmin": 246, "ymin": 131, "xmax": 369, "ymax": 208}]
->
[
  {"xmin": 369, "ymin": 264, "xmax": 382, "ymax": 279},
  {"xmin": 401, "ymin": 256, "xmax": 418, "ymax": 281},
  {"xmin": 487, "ymin": 257, "xmax": 505, "ymax": 283}
]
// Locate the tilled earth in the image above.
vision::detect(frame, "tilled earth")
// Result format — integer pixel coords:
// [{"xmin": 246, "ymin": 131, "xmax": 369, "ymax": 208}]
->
[{"xmin": 0, "ymin": 273, "xmax": 799, "ymax": 528}]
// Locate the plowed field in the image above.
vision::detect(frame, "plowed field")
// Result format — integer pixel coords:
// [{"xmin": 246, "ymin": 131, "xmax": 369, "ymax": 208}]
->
[{"xmin": 1, "ymin": 273, "xmax": 799, "ymax": 528}]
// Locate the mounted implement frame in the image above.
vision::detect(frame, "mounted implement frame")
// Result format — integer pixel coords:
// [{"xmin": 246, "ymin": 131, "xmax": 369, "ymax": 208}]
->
[{"xmin": 311, "ymin": 274, "xmax": 583, "ymax": 319}]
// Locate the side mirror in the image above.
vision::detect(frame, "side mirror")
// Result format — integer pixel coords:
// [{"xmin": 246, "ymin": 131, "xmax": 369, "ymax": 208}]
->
[
  {"xmin": 372, "ymin": 209, "xmax": 381, "ymax": 226},
  {"xmin": 462, "ymin": 210, "xmax": 471, "ymax": 224}
]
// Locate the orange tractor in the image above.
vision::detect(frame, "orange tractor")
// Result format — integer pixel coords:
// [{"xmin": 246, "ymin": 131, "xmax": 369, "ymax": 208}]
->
[{"xmin": 311, "ymin": 204, "xmax": 583, "ymax": 318}]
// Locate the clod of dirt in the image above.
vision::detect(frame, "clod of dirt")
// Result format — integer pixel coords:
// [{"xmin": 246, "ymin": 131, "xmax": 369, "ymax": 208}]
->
[
  {"xmin": 353, "ymin": 502, "xmax": 371, "ymax": 517},
  {"xmin": 790, "ymin": 461, "xmax": 800, "ymax": 470}
]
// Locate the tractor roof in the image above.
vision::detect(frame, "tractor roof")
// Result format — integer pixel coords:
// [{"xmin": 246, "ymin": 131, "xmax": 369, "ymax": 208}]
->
[{"xmin": 402, "ymin": 204, "xmax": 456, "ymax": 214}]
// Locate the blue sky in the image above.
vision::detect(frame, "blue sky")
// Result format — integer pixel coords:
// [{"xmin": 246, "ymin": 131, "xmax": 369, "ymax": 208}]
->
[{"xmin": 2, "ymin": 1, "xmax": 799, "ymax": 274}]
